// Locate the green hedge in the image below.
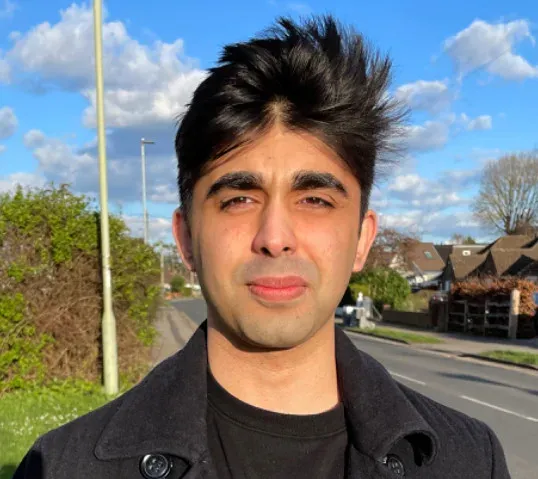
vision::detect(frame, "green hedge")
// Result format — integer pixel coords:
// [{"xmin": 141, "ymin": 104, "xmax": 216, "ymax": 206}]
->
[
  {"xmin": 349, "ymin": 268, "xmax": 410, "ymax": 310},
  {"xmin": 0, "ymin": 185, "xmax": 161, "ymax": 393}
]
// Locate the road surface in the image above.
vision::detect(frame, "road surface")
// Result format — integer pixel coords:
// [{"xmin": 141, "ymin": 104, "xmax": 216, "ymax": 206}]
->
[{"xmin": 169, "ymin": 299, "xmax": 538, "ymax": 478}]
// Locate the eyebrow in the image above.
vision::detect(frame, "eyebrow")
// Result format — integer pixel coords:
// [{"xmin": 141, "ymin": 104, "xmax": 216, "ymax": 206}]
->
[
  {"xmin": 205, "ymin": 170, "xmax": 348, "ymax": 199},
  {"xmin": 206, "ymin": 171, "xmax": 263, "ymax": 199},
  {"xmin": 292, "ymin": 170, "xmax": 348, "ymax": 197}
]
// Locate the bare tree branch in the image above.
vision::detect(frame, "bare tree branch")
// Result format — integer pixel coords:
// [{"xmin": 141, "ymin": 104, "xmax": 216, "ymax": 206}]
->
[
  {"xmin": 472, "ymin": 151, "xmax": 538, "ymax": 235},
  {"xmin": 363, "ymin": 227, "xmax": 420, "ymax": 271}
]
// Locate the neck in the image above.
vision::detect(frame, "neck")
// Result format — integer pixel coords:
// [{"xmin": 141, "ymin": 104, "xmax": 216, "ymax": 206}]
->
[{"xmin": 207, "ymin": 319, "xmax": 339, "ymax": 415}]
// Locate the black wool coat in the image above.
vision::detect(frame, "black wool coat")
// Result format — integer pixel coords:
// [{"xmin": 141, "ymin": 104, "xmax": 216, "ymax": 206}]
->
[{"xmin": 13, "ymin": 323, "xmax": 511, "ymax": 479}]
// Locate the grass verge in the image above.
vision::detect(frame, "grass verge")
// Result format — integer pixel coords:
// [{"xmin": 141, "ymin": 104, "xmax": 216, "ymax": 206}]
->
[
  {"xmin": 348, "ymin": 326, "xmax": 443, "ymax": 344},
  {"xmin": 0, "ymin": 385, "xmax": 120, "ymax": 479},
  {"xmin": 479, "ymin": 350, "xmax": 538, "ymax": 367}
]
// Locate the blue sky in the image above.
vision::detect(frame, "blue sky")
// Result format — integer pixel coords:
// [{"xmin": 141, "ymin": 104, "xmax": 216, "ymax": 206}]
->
[{"xmin": 1, "ymin": 0, "xmax": 537, "ymax": 244}]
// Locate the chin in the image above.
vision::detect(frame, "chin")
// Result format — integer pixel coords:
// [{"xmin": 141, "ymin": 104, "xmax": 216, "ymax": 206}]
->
[{"xmin": 236, "ymin": 314, "xmax": 321, "ymax": 350}]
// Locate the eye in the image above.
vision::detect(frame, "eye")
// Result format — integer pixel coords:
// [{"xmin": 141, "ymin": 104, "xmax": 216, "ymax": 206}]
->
[
  {"xmin": 219, "ymin": 196, "xmax": 253, "ymax": 210},
  {"xmin": 302, "ymin": 197, "xmax": 334, "ymax": 208}
]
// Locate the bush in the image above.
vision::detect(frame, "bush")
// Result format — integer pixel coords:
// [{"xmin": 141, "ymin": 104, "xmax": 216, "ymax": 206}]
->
[
  {"xmin": 180, "ymin": 286, "xmax": 193, "ymax": 297},
  {"xmin": 348, "ymin": 282, "xmax": 370, "ymax": 302},
  {"xmin": 399, "ymin": 290, "xmax": 435, "ymax": 312},
  {"xmin": 452, "ymin": 276, "xmax": 537, "ymax": 316},
  {"xmin": 170, "ymin": 275, "xmax": 186, "ymax": 293},
  {"xmin": 349, "ymin": 268, "xmax": 410, "ymax": 310},
  {"xmin": 0, "ymin": 185, "xmax": 161, "ymax": 393}
]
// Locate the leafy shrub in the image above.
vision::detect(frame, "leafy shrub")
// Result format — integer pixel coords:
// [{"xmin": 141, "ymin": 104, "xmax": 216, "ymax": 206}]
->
[
  {"xmin": 349, "ymin": 268, "xmax": 410, "ymax": 310},
  {"xmin": 452, "ymin": 276, "xmax": 537, "ymax": 316},
  {"xmin": 181, "ymin": 286, "xmax": 193, "ymax": 297},
  {"xmin": 0, "ymin": 185, "xmax": 161, "ymax": 393},
  {"xmin": 170, "ymin": 275, "xmax": 186, "ymax": 293}
]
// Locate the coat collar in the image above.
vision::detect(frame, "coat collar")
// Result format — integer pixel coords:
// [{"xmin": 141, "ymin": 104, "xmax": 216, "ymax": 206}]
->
[
  {"xmin": 334, "ymin": 329, "xmax": 438, "ymax": 465},
  {"xmin": 95, "ymin": 322, "xmax": 438, "ymax": 467}
]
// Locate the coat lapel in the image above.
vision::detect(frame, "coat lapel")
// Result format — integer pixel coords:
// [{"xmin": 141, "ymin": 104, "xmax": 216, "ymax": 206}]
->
[{"xmin": 94, "ymin": 322, "xmax": 438, "ymax": 478}]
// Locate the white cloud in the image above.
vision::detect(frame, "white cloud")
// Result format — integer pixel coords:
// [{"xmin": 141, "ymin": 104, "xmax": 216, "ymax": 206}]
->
[
  {"xmin": 378, "ymin": 209, "xmax": 425, "ymax": 230},
  {"xmin": 388, "ymin": 174, "xmax": 428, "ymax": 195},
  {"xmin": 0, "ymin": 171, "xmax": 46, "ymax": 194},
  {"xmin": 0, "ymin": 55, "xmax": 10, "ymax": 82},
  {"xmin": 466, "ymin": 114, "xmax": 492, "ymax": 131},
  {"xmin": 23, "ymin": 128, "xmax": 46, "ymax": 148},
  {"xmin": 2, "ymin": 4, "xmax": 206, "ymax": 128},
  {"xmin": 403, "ymin": 121, "xmax": 449, "ymax": 151},
  {"xmin": 0, "ymin": 0, "xmax": 17, "ymax": 19},
  {"xmin": 123, "ymin": 215, "xmax": 173, "ymax": 243},
  {"xmin": 443, "ymin": 169, "xmax": 482, "ymax": 187},
  {"xmin": 0, "ymin": 106, "xmax": 17, "ymax": 139},
  {"xmin": 81, "ymin": 70, "xmax": 205, "ymax": 128},
  {"xmin": 386, "ymin": 172, "xmax": 475, "ymax": 210},
  {"xmin": 444, "ymin": 19, "xmax": 538, "ymax": 81},
  {"xmin": 31, "ymin": 137, "xmax": 95, "ymax": 187},
  {"xmin": 459, "ymin": 113, "xmax": 493, "ymax": 131},
  {"xmin": 0, "ymin": 144, "xmax": 5, "ymax": 154},
  {"xmin": 378, "ymin": 210, "xmax": 482, "ymax": 239},
  {"xmin": 23, "ymin": 131, "xmax": 178, "ymax": 204},
  {"xmin": 394, "ymin": 79, "xmax": 454, "ymax": 114}
]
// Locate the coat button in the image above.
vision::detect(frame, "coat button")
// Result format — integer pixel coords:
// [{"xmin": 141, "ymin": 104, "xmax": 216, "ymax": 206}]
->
[
  {"xmin": 140, "ymin": 454, "xmax": 172, "ymax": 479},
  {"xmin": 385, "ymin": 454, "xmax": 405, "ymax": 476}
]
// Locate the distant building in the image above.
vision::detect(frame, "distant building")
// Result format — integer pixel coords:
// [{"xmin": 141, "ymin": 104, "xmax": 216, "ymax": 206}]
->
[{"xmin": 439, "ymin": 235, "xmax": 538, "ymax": 290}]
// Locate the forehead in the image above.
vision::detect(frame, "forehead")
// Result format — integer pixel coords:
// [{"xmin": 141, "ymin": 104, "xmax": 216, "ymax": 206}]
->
[{"xmin": 203, "ymin": 125, "xmax": 351, "ymax": 181}]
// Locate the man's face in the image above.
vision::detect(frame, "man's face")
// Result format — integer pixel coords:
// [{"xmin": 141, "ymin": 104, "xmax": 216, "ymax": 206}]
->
[{"xmin": 173, "ymin": 125, "xmax": 377, "ymax": 349}]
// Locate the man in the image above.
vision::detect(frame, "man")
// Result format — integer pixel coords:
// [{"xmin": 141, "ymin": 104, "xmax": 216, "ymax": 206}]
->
[{"xmin": 14, "ymin": 15, "xmax": 510, "ymax": 479}]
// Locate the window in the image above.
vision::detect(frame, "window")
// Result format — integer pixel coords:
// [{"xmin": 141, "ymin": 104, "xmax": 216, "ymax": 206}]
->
[
  {"xmin": 424, "ymin": 251, "xmax": 433, "ymax": 259},
  {"xmin": 462, "ymin": 250, "xmax": 471, "ymax": 256}
]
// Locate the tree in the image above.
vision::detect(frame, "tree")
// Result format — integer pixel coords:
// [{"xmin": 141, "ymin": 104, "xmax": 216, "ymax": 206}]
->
[
  {"xmin": 472, "ymin": 151, "xmax": 538, "ymax": 235},
  {"xmin": 362, "ymin": 227, "xmax": 420, "ymax": 272},
  {"xmin": 170, "ymin": 275, "xmax": 186, "ymax": 293},
  {"xmin": 350, "ymin": 267, "xmax": 411, "ymax": 310},
  {"xmin": 450, "ymin": 233, "xmax": 477, "ymax": 245}
]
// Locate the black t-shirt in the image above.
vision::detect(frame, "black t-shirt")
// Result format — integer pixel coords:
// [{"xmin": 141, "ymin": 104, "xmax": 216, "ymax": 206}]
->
[{"xmin": 207, "ymin": 371, "xmax": 348, "ymax": 479}]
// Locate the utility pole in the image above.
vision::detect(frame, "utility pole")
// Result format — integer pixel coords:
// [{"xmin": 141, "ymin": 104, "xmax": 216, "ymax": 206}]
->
[
  {"xmin": 140, "ymin": 138, "xmax": 155, "ymax": 244},
  {"xmin": 160, "ymin": 246, "xmax": 165, "ymax": 294},
  {"xmin": 93, "ymin": 0, "xmax": 118, "ymax": 395}
]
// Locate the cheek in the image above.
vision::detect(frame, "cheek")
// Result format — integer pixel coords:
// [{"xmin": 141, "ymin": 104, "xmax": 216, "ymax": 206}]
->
[
  {"xmin": 299, "ymin": 222, "xmax": 357, "ymax": 274},
  {"xmin": 198, "ymin": 221, "xmax": 249, "ymax": 271}
]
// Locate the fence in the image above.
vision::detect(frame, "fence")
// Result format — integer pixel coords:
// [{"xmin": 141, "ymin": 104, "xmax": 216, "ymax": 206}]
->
[{"xmin": 446, "ymin": 290, "xmax": 519, "ymax": 339}]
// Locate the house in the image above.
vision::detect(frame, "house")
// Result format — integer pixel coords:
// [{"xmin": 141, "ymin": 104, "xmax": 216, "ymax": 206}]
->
[
  {"xmin": 389, "ymin": 242, "xmax": 446, "ymax": 289},
  {"xmin": 434, "ymin": 244, "xmax": 486, "ymax": 264},
  {"xmin": 440, "ymin": 235, "xmax": 538, "ymax": 290}
]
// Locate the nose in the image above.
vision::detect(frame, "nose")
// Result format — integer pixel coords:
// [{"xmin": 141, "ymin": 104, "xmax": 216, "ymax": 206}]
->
[{"xmin": 252, "ymin": 202, "xmax": 297, "ymax": 258}]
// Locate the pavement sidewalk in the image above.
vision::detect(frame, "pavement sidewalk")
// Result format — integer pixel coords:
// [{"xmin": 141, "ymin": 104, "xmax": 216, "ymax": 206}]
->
[
  {"xmin": 155, "ymin": 303, "xmax": 538, "ymax": 371},
  {"xmin": 151, "ymin": 304, "xmax": 199, "ymax": 366},
  {"xmin": 375, "ymin": 323, "xmax": 538, "ymax": 356}
]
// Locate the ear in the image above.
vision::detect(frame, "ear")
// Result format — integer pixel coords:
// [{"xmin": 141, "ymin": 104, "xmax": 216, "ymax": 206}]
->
[
  {"xmin": 172, "ymin": 207, "xmax": 196, "ymax": 272},
  {"xmin": 352, "ymin": 210, "xmax": 378, "ymax": 273}
]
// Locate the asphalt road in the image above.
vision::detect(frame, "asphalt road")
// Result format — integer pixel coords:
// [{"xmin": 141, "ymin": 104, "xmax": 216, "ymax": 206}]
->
[{"xmin": 170, "ymin": 299, "xmax": 538, "ymax": 478}]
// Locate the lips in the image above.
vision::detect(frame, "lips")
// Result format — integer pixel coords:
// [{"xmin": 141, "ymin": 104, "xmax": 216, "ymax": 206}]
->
[
  {"xmin": 248, "ymin": 276, "xmax": 308, "ymax": 288},
  {"xmin": 247, "ymin": 276, "xmax": 308, "ymax": 302}
]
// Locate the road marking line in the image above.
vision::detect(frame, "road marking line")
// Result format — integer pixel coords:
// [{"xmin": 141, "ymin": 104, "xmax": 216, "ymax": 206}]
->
[
  {"xmin": 389, "ymin": 371, "xmax": 426, "ymax": 386},
  {"xmin": 460, "ymin": 395, "xmax": 538, "ymax": 423}
]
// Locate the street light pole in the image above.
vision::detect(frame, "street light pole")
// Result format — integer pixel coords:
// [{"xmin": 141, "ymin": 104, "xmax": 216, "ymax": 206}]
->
[
  {"xmin": 140, "ymin": 138, "xmax": 155, "ymax": 244},
  {"xmin": 93, "ymin": 0, "xmax": 118, "ymax": 395}
]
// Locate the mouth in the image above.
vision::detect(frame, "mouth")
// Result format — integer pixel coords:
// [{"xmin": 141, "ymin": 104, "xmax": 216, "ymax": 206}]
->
[{"xmin": 247, "ymin": 276, "xmax": 308, "ymax": 302}]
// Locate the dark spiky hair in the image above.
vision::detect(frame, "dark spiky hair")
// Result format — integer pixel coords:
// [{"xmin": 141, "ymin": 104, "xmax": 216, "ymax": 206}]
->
[{"xmin": 175, "ymin": 15, "xmax": 406, "ymax": 222}]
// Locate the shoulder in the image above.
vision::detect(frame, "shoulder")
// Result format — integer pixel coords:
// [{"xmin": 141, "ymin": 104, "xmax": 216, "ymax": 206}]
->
[
  {"xmin": 397, "ymin": 382, "xmax": 508, "ymax": 474},
  {"xmin": 13, "ymin": 381, "xmax": 144, "ymax": 479},
  {"xmin": 39, "ymin": 389, "xmax": 128, "ymax": 460},
  {"xmin": 399, "ymin": 381, "xmax": 491, "ymax": 440}
]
